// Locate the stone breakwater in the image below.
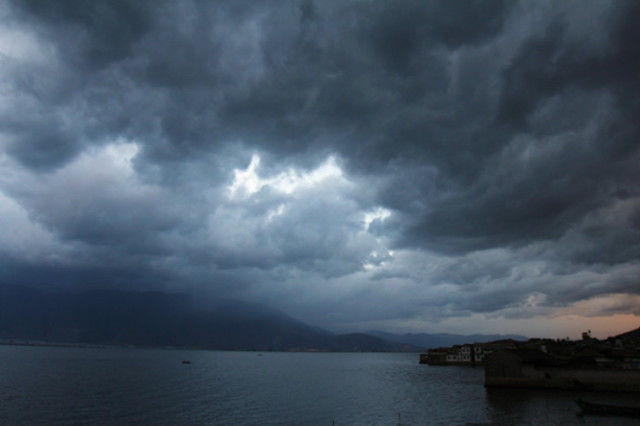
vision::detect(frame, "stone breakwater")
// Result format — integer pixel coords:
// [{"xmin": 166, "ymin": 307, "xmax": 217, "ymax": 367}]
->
[{"xmin": 484, "ymin": 349, "xmax": 640, "ymax": 392}]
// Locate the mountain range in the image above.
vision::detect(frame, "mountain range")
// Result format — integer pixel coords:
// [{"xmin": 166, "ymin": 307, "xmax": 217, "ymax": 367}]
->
[
  {"xmin": 0, "ymin": 285, "xmax": 529, "ymax": 352},
  {"xmin": 0, "ymin": 285, "xmax": 421, "ymax": 352},
  {"xmin": 368, "ymin": 330, "xmax": 528, "ymax": 349}
]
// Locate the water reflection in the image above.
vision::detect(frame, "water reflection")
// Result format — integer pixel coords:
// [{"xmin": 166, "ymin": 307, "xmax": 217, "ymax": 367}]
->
[
  {"xmin": 485, "ymin": 387, "xmax": 639, "ymax": 426},
  {"xmin": 1, "ymin": 346, "xmax": 638, "ymax": 425}
]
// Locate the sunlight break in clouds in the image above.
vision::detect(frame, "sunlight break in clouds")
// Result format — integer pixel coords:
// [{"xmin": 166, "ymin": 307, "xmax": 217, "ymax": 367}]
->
[
  {"xmin": 102, "ymin": 141, "xmax": 139, "ymax": 172},
  {"xmin": 363, "ymin": 207, "xmax": 391, "ymax": 230},
  {"xmin": 228, "ymin": 154, "xmax": 344, "ymax": 199}
]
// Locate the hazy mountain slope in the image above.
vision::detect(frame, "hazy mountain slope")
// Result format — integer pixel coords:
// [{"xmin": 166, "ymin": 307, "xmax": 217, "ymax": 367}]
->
[
  {"xmin": 0, "ymin": 285, "xmax": 418, "ymax": 352},
  {"xmin": 368, "ymin": 330, "xmax": 528, "ymax": 349},
  {"xmin": 616, "ymin": 327, "xmax": 640, "ymax": 341}
]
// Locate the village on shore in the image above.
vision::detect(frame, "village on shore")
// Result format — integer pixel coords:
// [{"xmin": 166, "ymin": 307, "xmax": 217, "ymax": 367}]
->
[{"xmin": 420, "ymin": 326, "xmax": 640, "ymax": 392}]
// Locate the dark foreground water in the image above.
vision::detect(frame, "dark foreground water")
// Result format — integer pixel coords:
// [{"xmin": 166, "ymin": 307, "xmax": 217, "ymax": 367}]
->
[{"xmin": 0, "ymin": 345, "xmax": 638, "ymax": 425}]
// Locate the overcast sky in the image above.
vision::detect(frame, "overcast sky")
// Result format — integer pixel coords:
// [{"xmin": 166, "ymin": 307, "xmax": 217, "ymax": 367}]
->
[{"xmin": 1, "ymin": 0, "xmax": 638, "ymax": 338}]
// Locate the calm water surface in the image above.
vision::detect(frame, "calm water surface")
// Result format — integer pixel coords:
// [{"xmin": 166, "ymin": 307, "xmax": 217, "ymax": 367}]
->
[{"xmin": 0, "ymin": 345, "xmax": 637, "ymax": 425}]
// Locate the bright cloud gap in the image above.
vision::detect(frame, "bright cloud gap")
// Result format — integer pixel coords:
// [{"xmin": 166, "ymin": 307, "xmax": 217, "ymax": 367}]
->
[{"xmin": 228, "ymin": 154, "xmax": 344, "ymax": 198}]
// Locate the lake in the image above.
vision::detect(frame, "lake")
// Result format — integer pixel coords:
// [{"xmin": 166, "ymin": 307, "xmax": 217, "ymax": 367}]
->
[{"xmin": 0, "ymin": 345, "xmax": 637, "ymax": 425}]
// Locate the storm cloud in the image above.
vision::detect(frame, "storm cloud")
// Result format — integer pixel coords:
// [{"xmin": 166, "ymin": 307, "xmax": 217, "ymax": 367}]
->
[{"xmin": 0, "ymin": 0, "xmax": 638, "ymax": 337}]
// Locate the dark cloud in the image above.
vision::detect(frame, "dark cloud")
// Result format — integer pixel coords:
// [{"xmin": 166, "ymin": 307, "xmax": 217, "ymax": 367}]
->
[
  {"xmin": 14, "ymin": 0, "xmax": 151, "ymax": 70},
  {"xmin": 498, "ymin": 5, "xmax": 640, "ymax": 126},
  {"xmin": 366, "ymin": 0, "xmax": 509, "ymax": 72},
  {"xmin": 6, "ymin": 125, "xmax": 79, "ymax": 170},
  {"xmin": 1, "ymin": 0, "xmax": 638, "ymax": 334}
]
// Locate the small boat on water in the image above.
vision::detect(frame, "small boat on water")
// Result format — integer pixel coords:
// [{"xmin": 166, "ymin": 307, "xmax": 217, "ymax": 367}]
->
[
  {"xmin": 182, "ymin": 360, "xmax": 191, "ymax": 364},
  {"xmin": 576, "ymin": 399, "xmax": 640, "ymax": 417}
]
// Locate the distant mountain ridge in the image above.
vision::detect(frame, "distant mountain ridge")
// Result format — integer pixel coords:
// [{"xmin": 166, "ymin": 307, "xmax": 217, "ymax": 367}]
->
[
  {"xmin": 368, "ymin": 330, "xmax": 528, "ymax": 349},
  {"xmin": 0, "ymin": 285, "xmax": 420, "ymax": 352}
]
